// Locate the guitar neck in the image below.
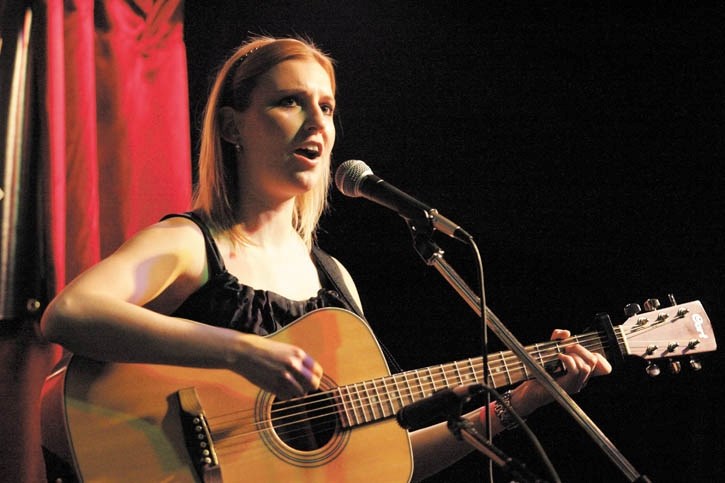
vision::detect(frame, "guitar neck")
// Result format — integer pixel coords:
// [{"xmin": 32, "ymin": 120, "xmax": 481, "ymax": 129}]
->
[
  {"xmin": 334, "ymin": 328, "xmax": 615, "ymax": 428},
  {"xmin": 322, "ymin": 299, "xmax": 717, "ymax": 430}
]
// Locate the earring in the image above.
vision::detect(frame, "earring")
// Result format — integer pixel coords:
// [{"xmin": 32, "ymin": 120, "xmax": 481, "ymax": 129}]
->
[{"xmin": 234, "ymin": 143, "xmax": 242, "ymax": 152}]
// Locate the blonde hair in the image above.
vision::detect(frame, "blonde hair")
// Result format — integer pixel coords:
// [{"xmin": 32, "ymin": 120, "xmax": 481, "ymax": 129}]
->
[{"xmin": 193, "ymin": 36, "xmax": 337, "ymax": 249}]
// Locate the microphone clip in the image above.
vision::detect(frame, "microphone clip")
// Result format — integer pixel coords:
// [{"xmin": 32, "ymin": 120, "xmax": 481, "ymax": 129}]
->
[{"xmin": 408, "ymin": 218, "xmax": 445, "ymax": 266}]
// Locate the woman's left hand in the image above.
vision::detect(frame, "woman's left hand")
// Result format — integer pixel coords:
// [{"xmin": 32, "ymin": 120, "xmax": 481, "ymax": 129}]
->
[{"xmin": 514, "ymin": 329, "xmax": 613, "ymax": 414}]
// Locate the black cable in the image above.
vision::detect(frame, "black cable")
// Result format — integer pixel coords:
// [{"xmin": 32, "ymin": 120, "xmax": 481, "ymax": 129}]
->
[{"xmin": 465, "ymin": 235, "xmax": 561, "ymax": 483}]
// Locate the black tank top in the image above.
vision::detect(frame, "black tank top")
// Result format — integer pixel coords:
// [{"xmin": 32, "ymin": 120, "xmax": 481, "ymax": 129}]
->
[{"xmin": 164, "ymin": 212, "xmax": 360, "ymax": 336}]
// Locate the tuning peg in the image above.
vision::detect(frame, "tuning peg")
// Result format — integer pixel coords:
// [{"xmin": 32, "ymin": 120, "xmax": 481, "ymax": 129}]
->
[
  {"xmin": 643, "ymin": 298, "xmax": 661, "ymax": 312},
  {"xmin": 668, "ymin": 360, "xmax": 682, "ymax": 375},
  {"xmin": 645, "ymin": 362, "xmax": 661, "ymax": 377},
  {"xmin": 624, "ymin": 303, "xmax": 642, "ymax": 317},
  {"xmin": 677, "ymin": 307, "xmax": 690, "ymax": 318},
  {"xmin": 689, "ymin": 358, "xmax": 703, "ymax": 371},
  {"xmin": 667, "ymin": 294, "xmax": 677, "ymax": 306}
]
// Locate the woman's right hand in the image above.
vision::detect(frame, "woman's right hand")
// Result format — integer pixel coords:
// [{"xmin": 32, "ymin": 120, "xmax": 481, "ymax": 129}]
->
[{"xmin": 232, "ymin": 335, "xmax": 324, "ymax": 400}]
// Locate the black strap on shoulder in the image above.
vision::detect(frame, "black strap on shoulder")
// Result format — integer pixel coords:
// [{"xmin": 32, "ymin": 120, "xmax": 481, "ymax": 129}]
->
[
  {"xmin": 312, "ymin": 245, "xmax": 402, "ymax": 373},
  {"xmin": 311, "ymin": 245, "xmax": 364, "ymax": 318},
  {"xmin": 161, "ymin": 212, "xmax": 226, "ymax": 277}
]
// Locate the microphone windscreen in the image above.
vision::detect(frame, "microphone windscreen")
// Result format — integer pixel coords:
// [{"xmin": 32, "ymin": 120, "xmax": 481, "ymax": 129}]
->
[{"xmin": 335, "ymin": 160, "xmax": 372, "ymax": 197}]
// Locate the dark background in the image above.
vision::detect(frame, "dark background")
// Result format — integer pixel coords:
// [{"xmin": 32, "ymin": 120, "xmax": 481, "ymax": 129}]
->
[{"xmin": 185, "ymin": 3, "xmax": 724, "ymax": 482}]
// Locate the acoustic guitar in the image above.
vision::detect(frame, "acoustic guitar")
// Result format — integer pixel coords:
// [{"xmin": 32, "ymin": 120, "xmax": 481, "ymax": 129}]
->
[{"xmin": 41, "ymin": 301, "xmax": 716, "ymax": 482}]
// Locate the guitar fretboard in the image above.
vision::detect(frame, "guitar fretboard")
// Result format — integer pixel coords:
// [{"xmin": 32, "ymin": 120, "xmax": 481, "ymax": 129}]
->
[{"xmin": 334, "ymin": 330, "xmax": 612, "ymax": 428}]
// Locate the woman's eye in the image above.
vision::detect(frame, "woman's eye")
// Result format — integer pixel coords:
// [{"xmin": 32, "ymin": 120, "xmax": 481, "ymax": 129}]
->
[
  {"xmin": 279, "ymin": 96, "xmax": 299, "ymax": 107},
  {"xmin": 321, "ymin": 104, "xmax": 335, "ymax": 115}
]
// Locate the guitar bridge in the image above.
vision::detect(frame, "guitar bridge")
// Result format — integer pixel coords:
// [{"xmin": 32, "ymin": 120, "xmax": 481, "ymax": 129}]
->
[{"xmin": 177, "ymin": 387, "xmax": 222, "ymax": 482}]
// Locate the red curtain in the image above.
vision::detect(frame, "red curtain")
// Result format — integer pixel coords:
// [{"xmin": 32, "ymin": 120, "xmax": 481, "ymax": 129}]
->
[
  {"xmin": 48, "ymin": 0, "xmax": 192, "ymax": 285},
  {"xmin": 0, "ymin": 1, "xmax": 191, "ymax": 481}
]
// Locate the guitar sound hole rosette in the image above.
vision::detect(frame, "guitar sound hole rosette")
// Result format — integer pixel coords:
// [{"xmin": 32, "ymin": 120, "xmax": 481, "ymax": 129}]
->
[{"xmin": 255, "ymin": 374, "xmax": 350, "ymax": 467}]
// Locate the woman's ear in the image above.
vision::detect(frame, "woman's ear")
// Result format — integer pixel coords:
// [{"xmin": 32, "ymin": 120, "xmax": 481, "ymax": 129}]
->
[{"xmin": 219, "ymin": 106, "xmax": 242, "ymax": 145}]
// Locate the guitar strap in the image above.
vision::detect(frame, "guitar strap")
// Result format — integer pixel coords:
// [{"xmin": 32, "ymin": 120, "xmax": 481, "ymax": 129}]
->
[
  {"xmin": 311, "ymin": 245, "xmax": 364, "ymax": 318},
  {"xmin": 312, "ymin": 245, "xmax": 402, "ymax": 373}
]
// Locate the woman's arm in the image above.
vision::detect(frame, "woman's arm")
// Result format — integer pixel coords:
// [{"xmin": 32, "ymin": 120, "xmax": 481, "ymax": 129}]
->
[
  {"xmin": 40, "ymin": 217, "xmax": 323, "ymax": 399},
  {"xmin": 409, "ymin": 329, "xmax": 612, "ymax": 482}
]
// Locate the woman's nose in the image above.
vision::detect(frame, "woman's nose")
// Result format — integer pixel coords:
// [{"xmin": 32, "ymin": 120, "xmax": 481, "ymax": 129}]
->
[{"xmin": 305, "ymin": 106, "xmax": 327, "ymax": 132}]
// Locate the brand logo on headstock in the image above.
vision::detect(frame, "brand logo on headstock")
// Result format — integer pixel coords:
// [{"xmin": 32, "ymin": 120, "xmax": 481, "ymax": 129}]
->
[{"xmin": 692, "ymin": 314, "xmax": 709, "ymax": 339}]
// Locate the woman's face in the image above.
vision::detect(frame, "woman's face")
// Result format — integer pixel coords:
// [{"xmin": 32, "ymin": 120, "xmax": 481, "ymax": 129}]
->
[{"xmin": 234, "ymin": 57, "xmax": 336, "ymax": 205}]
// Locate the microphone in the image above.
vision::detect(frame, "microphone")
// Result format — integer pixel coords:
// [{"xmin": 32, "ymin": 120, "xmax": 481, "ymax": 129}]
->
[
  {"xmin": 396, "ymin": 385, "xmax": 481, "ymax": 431},
  {"xmin": 334, "ymin": 160, "xmax": 471, "ymax": 242}
]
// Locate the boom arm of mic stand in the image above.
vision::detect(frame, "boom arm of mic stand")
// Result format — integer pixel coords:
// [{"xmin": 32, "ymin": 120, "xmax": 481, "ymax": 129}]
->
[{"xmin": 411, "ymin": 232, "xmax": 649, "ymax": 483}]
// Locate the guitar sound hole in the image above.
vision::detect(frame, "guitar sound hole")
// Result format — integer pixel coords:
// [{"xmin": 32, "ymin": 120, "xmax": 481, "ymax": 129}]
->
[{"xmin": 271, "ymin": 390, "xmax": 339, "ymax": 451}]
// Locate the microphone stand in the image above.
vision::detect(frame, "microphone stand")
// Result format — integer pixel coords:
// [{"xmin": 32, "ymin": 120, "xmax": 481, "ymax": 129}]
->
[
  {"xmin": 407, "ymin": 220, "xmax": 651, "ymax": 483},
  {"xmin": 448, "ymin": 413, "xmax": 547, "ymax": 483}
]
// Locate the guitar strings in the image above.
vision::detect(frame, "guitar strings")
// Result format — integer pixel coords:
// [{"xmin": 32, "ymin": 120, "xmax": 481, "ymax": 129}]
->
[
  {"xmin": 209, "ymin": 331, "xmax": 603, "ymax": 432},
  {"xmin": 218, "ymin": 316, "xmax": 682, "ymax": 451},
  {"xmin": 211, "ymin": 313, "xmax": 691, "ymax": 455},
  {"xmin": 214, "ymin": 332, "xmax": 610, "ymax": 433},
  {"xmin": 211, "ymin": 332, "xmax": 608, "ymax": 432},
  {"xmin": 209, "ymin": 331, "xmax": 617, "ymax": 453}
]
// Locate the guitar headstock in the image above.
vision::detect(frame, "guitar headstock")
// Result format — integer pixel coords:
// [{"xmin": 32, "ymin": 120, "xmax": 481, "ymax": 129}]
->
[{"xmin": 618, "ymin": 300, "xmax": 717, "ymax": 373}]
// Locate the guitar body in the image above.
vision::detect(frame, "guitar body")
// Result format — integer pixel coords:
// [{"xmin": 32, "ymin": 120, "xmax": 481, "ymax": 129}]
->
[{"xmin": 41, "ymin": 308, "xmax": 414, "ymax": 482}]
